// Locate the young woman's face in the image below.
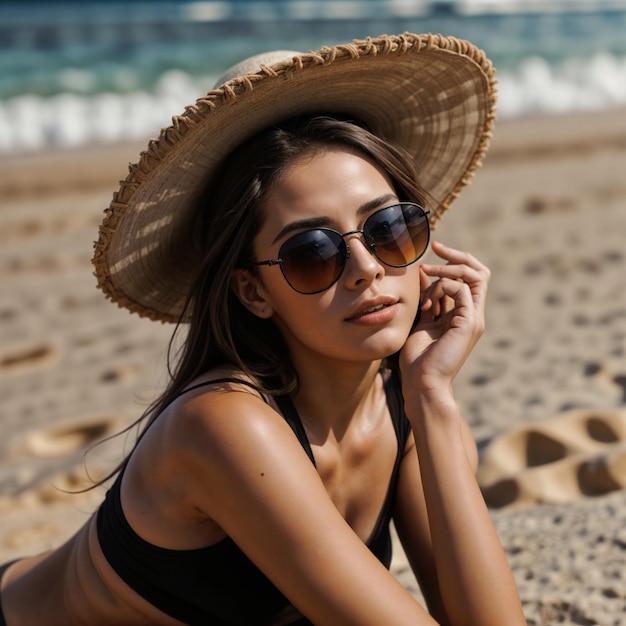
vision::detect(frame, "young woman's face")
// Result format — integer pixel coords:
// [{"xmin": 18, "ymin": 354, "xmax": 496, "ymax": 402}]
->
[{"xmin": 251, "ymin": 148, "xmax": 422, "ymax": 365}]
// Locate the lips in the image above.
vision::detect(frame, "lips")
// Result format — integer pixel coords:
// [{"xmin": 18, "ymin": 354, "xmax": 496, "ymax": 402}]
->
[
  {"xmin": 346, "ymin": 296, "xmax": 398, "ymax": 322},
  {"xmin": 361, "ymin": 304, "xmax": 388, "ymax": 315}
]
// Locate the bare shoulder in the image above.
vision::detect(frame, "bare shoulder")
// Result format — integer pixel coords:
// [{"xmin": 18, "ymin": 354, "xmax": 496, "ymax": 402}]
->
[
  {"xmin": 174, "ymin": 385, "xmax": 285, "ymax": 454},
  {"xmin": 165, "ymin": 369, "xmax": 287, "ymax": 450},
  {"xmin": 159, "ymin": 371, "xmax": 305, "ymax": 503},
  {"xmin": 120, "ymin": 369, "xmax": 303, "ymax": 546}
]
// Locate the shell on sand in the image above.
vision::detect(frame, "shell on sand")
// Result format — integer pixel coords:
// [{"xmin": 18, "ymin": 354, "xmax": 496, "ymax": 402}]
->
[{"xmin": 478, "ymin": 408, "xmax": 626, "ymax": 509}]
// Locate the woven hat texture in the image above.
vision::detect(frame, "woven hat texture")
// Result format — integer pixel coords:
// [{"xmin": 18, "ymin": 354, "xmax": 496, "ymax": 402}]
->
[{"xmin": 93, "ymin": 32, "xmax": 497, "ymax": 322}]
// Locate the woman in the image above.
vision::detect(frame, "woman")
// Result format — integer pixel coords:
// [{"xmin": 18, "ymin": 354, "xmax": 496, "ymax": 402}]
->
[{"xmin": 0, "ymin": 33, "xmax": 526, "ymax": 625}]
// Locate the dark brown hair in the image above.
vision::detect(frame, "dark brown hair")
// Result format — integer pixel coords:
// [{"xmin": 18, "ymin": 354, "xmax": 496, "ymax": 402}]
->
[{"xmin": 91, "ymin": 115, "xmax": 430, "ymax": 484}]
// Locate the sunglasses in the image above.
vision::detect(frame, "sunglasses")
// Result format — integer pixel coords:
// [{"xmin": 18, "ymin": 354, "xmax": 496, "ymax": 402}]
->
[{"xmin": 253, "ymin": 202, "xmax": 430, "ymax": 294}]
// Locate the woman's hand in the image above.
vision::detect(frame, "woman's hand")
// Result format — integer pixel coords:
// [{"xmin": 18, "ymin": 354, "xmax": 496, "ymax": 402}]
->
[
  {"xmin": 399, "ymin": 241, "xmax": 490, "ymax": 393},
  {"xmin": 397, "ymin": 244, "xmax": 527, "ymax": 626}
]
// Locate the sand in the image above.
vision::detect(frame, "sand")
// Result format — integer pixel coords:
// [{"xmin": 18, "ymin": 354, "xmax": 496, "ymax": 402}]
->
[{"xmin": 1, "ymin": 107, "xmax": 626, "ymax": 624}]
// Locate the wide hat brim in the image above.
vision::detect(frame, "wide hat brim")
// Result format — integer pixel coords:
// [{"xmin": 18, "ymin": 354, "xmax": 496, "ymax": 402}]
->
[{"xmin": 93, "ymin": 32, "xmax": 497, "ymax": 323}]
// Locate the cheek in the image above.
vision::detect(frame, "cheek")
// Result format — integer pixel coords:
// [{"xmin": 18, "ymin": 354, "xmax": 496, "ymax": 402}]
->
[
  {"xmin": 392, "ymin": 261, "xmax": 422, "ymax": 302},
  {"xmin": 271, "ymin": 292, "xmax": 329, "ymax": 328},
  {"xmin": 270, "ymin": 291, "xmax": 336, "ymax": 345},
  {"xmin": 407, "ymin": 265, "xmax": 423, "ymax": 313}
]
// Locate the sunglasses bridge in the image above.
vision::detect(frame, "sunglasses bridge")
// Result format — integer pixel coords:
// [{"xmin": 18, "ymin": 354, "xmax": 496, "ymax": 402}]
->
[
  {"xmin": 334, "ymin": 228, "xmax": 376, "ymax": 259},
  {"xmin": 256, "ymin": 228, "xmax": 377, "ymax": 269}
]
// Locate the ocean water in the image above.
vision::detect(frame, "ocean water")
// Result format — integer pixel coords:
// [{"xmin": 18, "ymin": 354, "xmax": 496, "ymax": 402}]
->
[{"xmin": 1, "ymin": 0, "xmax": 626, "ymax": 154}]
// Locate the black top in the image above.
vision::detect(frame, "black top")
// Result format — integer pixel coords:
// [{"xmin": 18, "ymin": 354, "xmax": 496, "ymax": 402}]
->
[{"xmin": 96, "ymin": 373, "xmax": 411, "ymax": 625}]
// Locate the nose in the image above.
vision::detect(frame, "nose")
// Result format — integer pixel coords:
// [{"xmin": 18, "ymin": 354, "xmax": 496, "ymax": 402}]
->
[{"xmin": 342, "ymin": 232, "xmax": 382, "ymax": 289}]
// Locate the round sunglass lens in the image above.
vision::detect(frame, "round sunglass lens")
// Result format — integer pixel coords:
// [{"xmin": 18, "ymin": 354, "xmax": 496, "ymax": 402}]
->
[
  {"xmin": 280, "ymin": 230, "xmax": 346, "ymax": 294},
  {"xmin": 366, "ymin": 204, "xmax": 429, "ymax": 267}
]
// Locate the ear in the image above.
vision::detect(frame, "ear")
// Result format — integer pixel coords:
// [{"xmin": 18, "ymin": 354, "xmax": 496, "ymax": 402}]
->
[{"xmin": 231, "ymin": 269, "xmax": 274, "ymax": 319}]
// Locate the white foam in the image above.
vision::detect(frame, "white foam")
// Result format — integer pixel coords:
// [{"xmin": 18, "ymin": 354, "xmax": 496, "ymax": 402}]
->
[
  {"xmin": 2, "ymin": 55, "xmax": 626, "ymax": 154},
  {"xmin": 497, "ymin": 53, "xmax": 626, "ymax": 118},
  {"xmin": 0, "ymin": 70, "xmax": 205, "ymax": 155}
]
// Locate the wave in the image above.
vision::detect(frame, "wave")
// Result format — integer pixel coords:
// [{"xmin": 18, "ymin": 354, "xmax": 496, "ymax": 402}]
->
[
  {"xmin": 0, "ymin": 71, "xmax": 209, "ymax": 154},
  {"xmin": 497, "ymin": 52, "xmax": 626, "ymax": 117},
  {"xmin": 2, "ymin": 52, "xmax": 626, "ymax": 154}
]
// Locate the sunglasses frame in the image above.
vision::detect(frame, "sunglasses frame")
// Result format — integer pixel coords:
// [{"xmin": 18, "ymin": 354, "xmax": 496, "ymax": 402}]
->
[{"xmin": 253, "ymin": 202, "xmax": 431, "ymax": 295}]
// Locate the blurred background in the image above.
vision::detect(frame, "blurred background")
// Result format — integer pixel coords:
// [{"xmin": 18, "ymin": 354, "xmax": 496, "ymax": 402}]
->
[
  {"xmin": 2, "ymin": 4, "xmax": 626, "ymax": 622},
  {"xmin": 2, "ymin": 0, "xmax": 626, "ymax": 155}
]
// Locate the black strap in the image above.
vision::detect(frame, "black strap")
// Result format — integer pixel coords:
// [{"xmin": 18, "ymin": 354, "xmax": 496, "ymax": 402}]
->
[
  {"xmin": 172, "ymin": 377, "xmax": 263, "ymax": 402},
  {"xmin": 273, "ymin": 395, "xmax": 317, "ymax": 467},
  {"xmin": 171, "ymin": 378, "xmax": 317, "ymax": 467},
  {"xmin": 382, "ymin": 369, "xmax": 412, "ymax": 445},
  {"xmin": 168, "ymin": 373, "xmax": 408, "ymax": 477}
]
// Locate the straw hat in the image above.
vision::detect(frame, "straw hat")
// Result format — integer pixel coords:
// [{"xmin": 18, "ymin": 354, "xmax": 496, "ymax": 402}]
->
[{"xmin": 93, "ymin": 32, "xmax": 497, "ymax": 323}]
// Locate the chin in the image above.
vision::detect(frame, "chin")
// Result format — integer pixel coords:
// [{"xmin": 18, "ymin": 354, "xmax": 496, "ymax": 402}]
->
[{"xmin": 361, "ymin": 329, "xmax": 409, "ymax": 361}]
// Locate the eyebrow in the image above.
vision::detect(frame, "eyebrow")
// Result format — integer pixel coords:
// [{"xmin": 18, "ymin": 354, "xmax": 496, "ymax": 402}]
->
[{"xmin": 271, "ymin": 193, "xmax": 399, "ymax": 245}]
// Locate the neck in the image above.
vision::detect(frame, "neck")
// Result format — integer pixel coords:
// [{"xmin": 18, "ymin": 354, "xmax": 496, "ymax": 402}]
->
[{"xmin": 289, "ymin": 353, "xmax": 384, "ymax": 439}]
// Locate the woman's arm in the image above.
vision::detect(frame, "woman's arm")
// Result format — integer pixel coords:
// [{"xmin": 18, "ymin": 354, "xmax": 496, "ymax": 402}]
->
[
  {"xmin": 396, "ymin": 241, "xmax": 526, "ymax": 626},
  {"xmin": 393, "ymin": 416, "xmax": 479, "ymax": 626},
  {"xmin": 174, "ymin": 388, "xmax": 439, "ymax": 625},
  {"xmin": 396, "ymin": 398, "xmax": 524, "ymax": 626}
]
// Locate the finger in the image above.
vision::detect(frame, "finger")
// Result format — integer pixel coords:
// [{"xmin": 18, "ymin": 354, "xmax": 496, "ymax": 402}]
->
[
  {"xmin": 430, "ymin": 241, "xmax": 490, "ymax": 275},
  {"xmin": 420, "ymin": 263, "xmax": 489, "ymax": 312},
  {"xmin": 421, "ymin": 253, "xmax": 490, "ymax": 282},
  {"xmin": 421, "ymin": 267, "xmax": 487, "ymax": 311},
  {"xmin": 429, "ymin": 294, "xmax": 454, "ymax": 321},
  {"xmin": 419, "ymin": 265, "xmax": 431, "ymax": 292},
  {"xmin": 421, "ymin": 263, "xmax": 484, "ymax": 282},
  {"xmin": 426, "ymin": 281, "xmax": 455, "ymax": 319},
  {"xmin": 421, "ymin": 277, "xmax": 476, "ymax": 321},
  {"xmin": 418, "ymin": 266, "xmax": 434, "ymax": 312}
]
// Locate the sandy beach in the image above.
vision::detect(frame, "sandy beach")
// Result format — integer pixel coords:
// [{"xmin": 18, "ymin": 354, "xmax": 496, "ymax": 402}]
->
[{"xmin": 1, "ymin": 107, "xmax": 626, "ymax": 624}]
